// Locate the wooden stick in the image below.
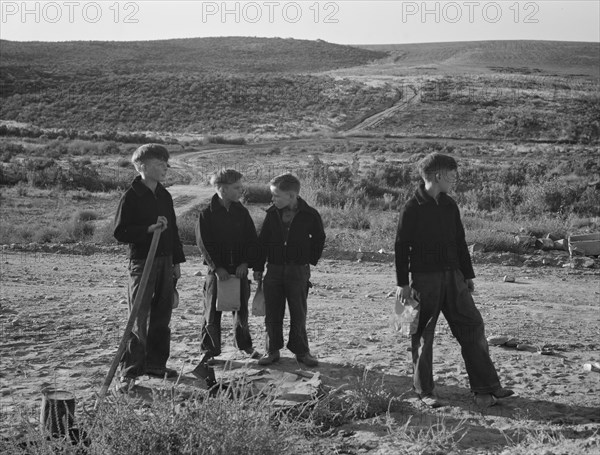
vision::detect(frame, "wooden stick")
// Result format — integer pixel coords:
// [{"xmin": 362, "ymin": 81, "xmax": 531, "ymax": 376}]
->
[{"xmin": 95, "ymin": 225, "xmax": 162, "ymax": 408}]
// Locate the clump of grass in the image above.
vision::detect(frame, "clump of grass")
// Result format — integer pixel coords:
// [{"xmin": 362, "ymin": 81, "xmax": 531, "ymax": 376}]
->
[
  {"xmin": 67, "ymin": 210, "xmax": 99, "ymax": 241},
  {"xmin": 92, "ymin": 220, "xmax": 117, "ymax": 244},
  {"xmin": 385, "ymin": 416, "xmax": 468, "ymax": 453},
  {"xmin": 33, "ymin": 227, "xmax": 63, "ymax": 243},
  {"xmin": 341, "ymin": 369, "xmax": 396, "ymax": 420},
  {"xmin": 320, "ymin": 202, "xmax": 371, "ymax": 230},
  {"xmin": 243, "ymin": 184, "xmax": 272, "ymax": 204},
  {"xmin": 500, "ymin": 428, "xmax": 600, "ymax": 454},
  {"xmin": 285, "ymin": 368, "xmax": 398, "ymax": 432},
  {"xmin": 1, "ymin": 381, "xmax": 304, "ymax": 455}
]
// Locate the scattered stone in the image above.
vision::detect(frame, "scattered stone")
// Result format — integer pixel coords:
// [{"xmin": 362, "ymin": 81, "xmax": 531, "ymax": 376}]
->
[
  {"xmin": 571, "ymin": 257, "xmax": 596, "ymax": 269},
  {"xmin": 386, "ymin": 290, "xmax": 395, "ymax": 298},
  {"xmin": 554, "ymin": 239, "xmax": 568, "ymax": 251},
  {"xmin": 505, "ymin": 338, "xmax": 519, "ymax": 348},
  {"xmin": 503, "ymin": 275, "xmax": 515, "ymax": 283},
  {"xmin": 583, "ymin": 363, "xmax": 600, "ymax": 373},
  {"xmin": 536, "ymin": 238, "xmax": 555, "ymax": 251},
  {"xmin": 52, "ymin": 266, "xmax": 58, "ymax": 271},
  {"xmin": 469, "ymin": 243, "xmax": 484, "ymax": 255},
  {"xmin": 119, "ymin": 299, "xmax": 128, "ymax": 305},
  {"xmin": 194, "ymin": 270, "xmax": 203, "ymax": 276},
  {"xmin": 487, "ymin": 335, "xmax": 509, "ymax": 346},
  {"xmin": 377, "ymin": 248, "xmax": 386, "ymax": 254},
  {"xmin": 516, "ymin": 343, "xmax": 539, "ymax": 352}
]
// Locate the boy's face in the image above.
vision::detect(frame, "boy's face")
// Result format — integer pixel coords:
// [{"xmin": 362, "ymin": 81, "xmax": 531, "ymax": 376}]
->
[
  {"xmin": 436, "ymin": 169, "xmax": 458, "ymax": 193},
  {"xmin": 270, "ymin": 186, "xmax": 297, "ymax": 209},
  {"xmin": 141, "ymin": 158, "xmax": 168, "ymax": 182},
  {"xmin": 219, "ymin": 179, "xmax": 244, "ymax": 203}
]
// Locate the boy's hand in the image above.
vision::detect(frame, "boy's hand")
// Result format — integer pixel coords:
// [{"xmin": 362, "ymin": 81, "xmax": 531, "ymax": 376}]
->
[
  {"xmin": 215, "ymin": 267, "xmax": 230, "ymax": 281},
  {"xmin": 235, "ymin": 263, "xmax": 248, "ymax": 279},
  {"xmin": 466, "ymin": 279, "xmax": 475, "ymax": 292},
  {"xmin": 173, "ymin": 264, "xmax": 181, "ymax": 280},
  {"xmin": 396, "ymin": 285, "xmax": 411, "ymax": 303},
  {"xmin": 147, "ymin": 216, "xmax": 168, "ymax": 233},
  {"xmin": 253, "ymin": 271, "xmax": 263, "ymax": 282}
]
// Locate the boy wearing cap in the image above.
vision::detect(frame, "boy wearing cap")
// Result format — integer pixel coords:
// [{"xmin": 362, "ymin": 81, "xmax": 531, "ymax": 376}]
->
[
  {"xmin": 195, "ymin": 169, "xmax": 261, "ymax": 367},
  {"xmin": 395, "ymin": 152, "xmax": 513, "ymax": 408},
  {"xmin": 114, "ymin": 143, "xmax": 185, "ymax": 392}
]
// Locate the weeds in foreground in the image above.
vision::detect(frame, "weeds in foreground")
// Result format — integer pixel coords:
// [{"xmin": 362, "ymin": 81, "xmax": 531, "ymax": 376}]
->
[
  {"xmin": 2, "ymin": 371, "xmax": 598, "ymax": 454},
  {"xmin": 1, "ymin": 381, "xmax": 298, "ymax": 455},
  {"xmin": 282, "ymin": 368, "xmax": 400, "ymax": 433},
  {"xmin": 499, "ymin": 427, "xmax": 600, "ymax": 455},
  {"xmin": 385, "ymin": 416, "xmax": 468, "ymax": 454}
]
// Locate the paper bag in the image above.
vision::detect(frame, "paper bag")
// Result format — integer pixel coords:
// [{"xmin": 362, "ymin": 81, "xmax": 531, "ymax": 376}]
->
[
  {"xmin": 216, "ymin": 277, "xmax": 241, "ymax": 311},
  {"xmin": 391, "ymin": 296, "xmax": 419, "ymax": 336},
  {"xmin": 252, "ymin": 281, "xmax": 266, "ymax": 317}
]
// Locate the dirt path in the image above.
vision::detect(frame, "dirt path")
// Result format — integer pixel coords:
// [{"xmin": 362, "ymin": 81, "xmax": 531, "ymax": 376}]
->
[
  {"xmin": 345, "ymin": 84, "xmax": 421, "ymax": 134},
  {"xmin": 1, "ymin": 251, "xmax": 598, "ymax": 451}
]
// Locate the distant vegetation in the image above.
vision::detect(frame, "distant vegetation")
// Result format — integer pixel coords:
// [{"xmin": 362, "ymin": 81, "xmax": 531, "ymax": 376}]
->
[
  {"xmin": 0, "ymin": 74, "xmax": 396, "ymax": 134},
  {"xmin": 1, "ymin": 37, "xmax": 599, "ymax": 250},
  {"xmin": 0, "ymin": 37, "xmax": 387, "ymax": 74},
  {"xmin": 1, "ymin": 38, "xmax": 598, "ymax": 142},
  {"xmin": 358, "ymin": 40, "xmax": 600, "ymax": 78}
]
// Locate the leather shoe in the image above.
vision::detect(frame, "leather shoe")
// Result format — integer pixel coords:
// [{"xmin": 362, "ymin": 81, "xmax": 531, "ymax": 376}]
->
[
  {"xmin": 473, "ymin": 393, "xmax": 498, "ymax": 407},
  {"xmin": 296, "ymin": 352, "xmax": 318, "ymax": 367},
  {"xmin": 492, "ymin": 387, "xmax": 514, "ymax": 399},
  {"xmin": 258, "ymin": 351, "xmax": 280, "ymax": 366}
]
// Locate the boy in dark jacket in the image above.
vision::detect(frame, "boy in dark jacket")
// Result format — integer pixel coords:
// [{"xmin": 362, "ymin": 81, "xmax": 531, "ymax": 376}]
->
[
  {"xmin": 253, "ymin": 174, "xmax": 326, "ymax": 367},
  {"xmin": 195, "ymin": 169, "xmax": 261, "ymax": 366},
  {"xmin": 395, "ymin": 153, "xmax": 513, "ymax": 408},
  {"xmin": 114, "ymin": 144, "xmax": 185, "ymax": 392}
]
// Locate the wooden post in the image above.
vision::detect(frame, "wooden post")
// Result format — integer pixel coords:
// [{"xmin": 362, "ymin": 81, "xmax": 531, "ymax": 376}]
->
[{"xmin": 95, "ymin": 224, "xmax": 162, "ymax": 408}]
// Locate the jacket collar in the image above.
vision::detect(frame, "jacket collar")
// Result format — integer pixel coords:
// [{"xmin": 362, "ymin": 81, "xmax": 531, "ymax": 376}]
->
[
  {"xmin": 266, "ymin": 196, "xmax": 310, "ymax": 213},
  {"xmin": 209, "ymin": 192, "xmax": 244, "ymax": 213},
  {"xmin": 415, "ymin": 183, "xmax": 451, "ymax": 206},
  {"xmin": 131, "ymin": 175, "xmax": 166, "ymax": 197}
]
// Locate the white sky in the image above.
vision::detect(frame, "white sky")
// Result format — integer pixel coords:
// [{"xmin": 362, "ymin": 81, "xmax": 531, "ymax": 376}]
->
[{"xmin": 1, "ymin": 1, "xmax": 598, "ymax": 44}]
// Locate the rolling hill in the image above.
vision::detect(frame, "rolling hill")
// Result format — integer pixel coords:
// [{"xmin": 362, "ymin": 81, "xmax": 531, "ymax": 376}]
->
[
  {"xmin": 0, "ymin": 38, "xmax": 597, "ymax": 141},
  {"xmin": 0, "ymin": 36, "xmax": 387, "ymax": 75},
  {"xmin": 356, "ymin": 40, "xmax": 599, "ymax": 78}
]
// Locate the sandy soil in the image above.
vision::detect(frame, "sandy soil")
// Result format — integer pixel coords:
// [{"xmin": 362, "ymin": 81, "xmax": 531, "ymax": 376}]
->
[{"xmin": 1, "ymin": 247, "xmax": 598, "ymax": 452}]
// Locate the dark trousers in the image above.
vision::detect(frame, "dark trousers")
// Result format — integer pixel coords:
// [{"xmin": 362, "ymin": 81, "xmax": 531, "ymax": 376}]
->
[
  {"xmin": 120, "ymin": 255, "xmax": 174, "ymax": 379},
  {"xmin": 410, "ymin": 269, "xmax": 501, "ymax": 395},
  {"xmin": 263, "ymin": 264, "xmax": 311, "ymax": 355},
  {"xmin": 200, "ymin": 273, "xmax": 253, "ymax": 357}
]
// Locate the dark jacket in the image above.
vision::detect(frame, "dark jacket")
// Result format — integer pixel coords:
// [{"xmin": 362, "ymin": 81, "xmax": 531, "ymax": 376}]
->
[
  {"xmin": 256, "ymin": 197, "xmax": 326, "ymax": 271},
  {"xmin": 114, "ymin": 176, "xmax": 185, "ymax": 264},
  {"xmin": 195, "ymin": 194, "xmax": 259, "ymax": 274},
  {"xmin": 395, "ymin": 183, "xmax": 474, "ymax": 286}
]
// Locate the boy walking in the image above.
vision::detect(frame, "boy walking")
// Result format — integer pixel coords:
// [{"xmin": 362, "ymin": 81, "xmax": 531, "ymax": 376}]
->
[
  {"xmin": 114, "ymin": 144, "xmax": 185, "ymax": 391},
  {"xmin": 395, "ymin": 153, "xmax": 513, "ymax": 407},
  {"xmin": 195, "ymin": 169, "xmax": 261, "ymax": 366},
  {"xmin": 253, "ymin": 174, "xmax": 326, "ymax": 367}
]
